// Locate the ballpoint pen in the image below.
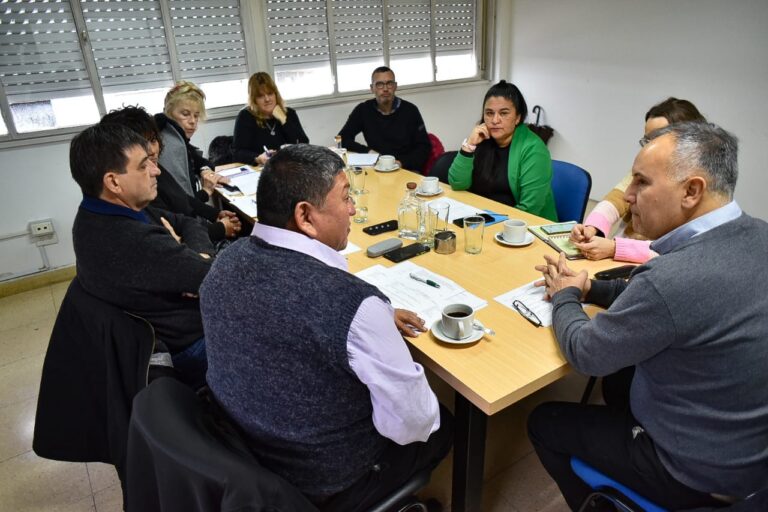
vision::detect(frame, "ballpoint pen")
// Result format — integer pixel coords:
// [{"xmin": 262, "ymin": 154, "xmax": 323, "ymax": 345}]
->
[{"xmin": 409, "ymin": 273, "xmax": 440, "ymax": 289}]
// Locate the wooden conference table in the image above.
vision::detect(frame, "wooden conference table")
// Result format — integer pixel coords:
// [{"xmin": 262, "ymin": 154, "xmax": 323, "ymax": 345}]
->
[{"xmin": 220, "ymin": 165, "xmax": 614, "ymax": 512}]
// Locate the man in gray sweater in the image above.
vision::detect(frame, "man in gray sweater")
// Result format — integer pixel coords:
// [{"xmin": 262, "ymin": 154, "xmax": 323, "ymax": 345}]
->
[{"xmin": 528, "ymin": 122, "xmax": 768, "ymax": 510}]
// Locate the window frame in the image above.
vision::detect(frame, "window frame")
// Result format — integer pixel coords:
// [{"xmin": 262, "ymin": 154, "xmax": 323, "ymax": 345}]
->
[{"xmin": 0, "ymin": 0, "xmax": 492, "ymax": 149}]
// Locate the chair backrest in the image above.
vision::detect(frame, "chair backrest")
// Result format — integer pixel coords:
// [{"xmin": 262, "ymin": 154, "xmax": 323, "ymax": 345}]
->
[
  {"xmin": 207, "ymin": 135, "xmax": 234, "ymax": 167},
  {"xmin": 428, "ymin": 151, "xmax": 457, "ymax": 184},
  {"xmin": 127, "ymin": 377, "xmax": 318, "ymax": 512},
  {"xmin": 571, "ymin": 457, "xmax": 668, "ymax": 512},
  {"xmin": 551, "ymin": 160, "xmax": 592, "ymax": 222},
  {"xmin": 423, "ymin": 133, "xmax": 446, "ymax": 176}
]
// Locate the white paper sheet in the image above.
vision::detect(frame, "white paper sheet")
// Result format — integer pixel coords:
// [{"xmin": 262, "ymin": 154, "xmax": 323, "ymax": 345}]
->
[
  {"xmin": 424, "ymin": 197, "xmax": 484, "ymax": 223},
  {"xmin": 218, "ymin": 165, "xmax": 255, "ymax": 178},
  {"xmin": 494, "ymin": 280, "xmax": 553, "ymax": 327},
  {"xmin": 339, "ymin": 242, "xmax": 361, "ymax": 256},
  {"xmin": 228, "ymin": 196, "xmax": 257, "ymax": 218},
  {"xmin": 229, "ymin": 171, "xmax": 261, "ymax": 196},
  {"xmin": 347, "ymin": 153, "xmax": 379, "ymax": 166},
  {"xmin": 356, "ymin": 261, "xmax": 487, "ymax": 327}
]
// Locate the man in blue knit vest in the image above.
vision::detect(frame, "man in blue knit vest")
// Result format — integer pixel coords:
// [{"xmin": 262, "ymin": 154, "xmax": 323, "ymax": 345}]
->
[
  {"xmin": 201, "ymin": 144, "xmax": 452, "ymax": 511},
  {"xmin": 528, "ymin": 122, "xmax": 768, "ymax": 509}
]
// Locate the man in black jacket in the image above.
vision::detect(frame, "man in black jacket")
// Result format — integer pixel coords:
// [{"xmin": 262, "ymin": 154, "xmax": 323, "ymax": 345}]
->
[
  {"xmin": 338, "ymin": 66, "xmax": 432, "ymax": 172},
  {"xmin": 69, "ymin": 122, "xmax": 214, "ymax": 388}
]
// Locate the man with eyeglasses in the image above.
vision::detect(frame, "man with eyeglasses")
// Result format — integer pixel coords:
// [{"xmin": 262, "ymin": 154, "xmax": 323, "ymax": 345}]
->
[{"xmin": 338, "ymin": 66, "xmax": 432, "ymax": 173}]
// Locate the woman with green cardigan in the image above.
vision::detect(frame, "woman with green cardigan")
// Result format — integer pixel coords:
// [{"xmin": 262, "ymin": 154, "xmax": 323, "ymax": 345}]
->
[{"xmin": 448, "ymin": 81, "xmax": 558, "ymax": 221}]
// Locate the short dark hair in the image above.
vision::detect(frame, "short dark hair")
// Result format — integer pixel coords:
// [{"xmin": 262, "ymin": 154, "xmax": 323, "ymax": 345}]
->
[
  {"xmin": 645, "ymin": 97, "xmax": 706, "ymax": 124},
  {"xmin": 101, "ymin": 105, "xmax": 163, "ymax": 153},
  {"xmin": 649, "ymin": 121, "xmax": 738, "ymax": 198},
  {"xmin": 371, "ymin": 66, "xmax": 394, "ymax": 81},
  {"xmin": 69, "ymin": 123, "xmax": 148, "ymax": 197},
  {"xmin": 257, "ymin": 144, "xmax": 345, "ymax": 228},
  {"xmin": 481, "ymin": 80, "xmax": 528, "ymax": 123}
]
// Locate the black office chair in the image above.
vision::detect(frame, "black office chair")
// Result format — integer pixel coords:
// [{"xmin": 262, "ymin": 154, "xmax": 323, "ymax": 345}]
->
[
  {"xmin": 427, "ymin": 151, "xmax": 457, "ymax": 184},
  {"xmin": 127, "ymin": 378, "xmax": 436, "ymax": 512}
]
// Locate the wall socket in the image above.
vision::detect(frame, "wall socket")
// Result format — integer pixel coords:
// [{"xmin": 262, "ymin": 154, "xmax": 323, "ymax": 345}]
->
[{"xmin": 29, "ymin": 219, "xmax": 58, "ymax": 246}]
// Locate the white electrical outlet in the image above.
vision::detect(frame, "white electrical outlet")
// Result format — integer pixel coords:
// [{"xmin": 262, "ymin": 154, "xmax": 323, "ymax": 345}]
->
[{"xmin": 29, "ymin": 219, "xmax": 55, "ymax": 237}]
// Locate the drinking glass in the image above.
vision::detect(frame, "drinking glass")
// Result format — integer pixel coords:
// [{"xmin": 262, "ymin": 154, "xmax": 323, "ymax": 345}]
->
[{"xmin": 463, "ymin": 215, "xmax": 485, "ymax": 254}]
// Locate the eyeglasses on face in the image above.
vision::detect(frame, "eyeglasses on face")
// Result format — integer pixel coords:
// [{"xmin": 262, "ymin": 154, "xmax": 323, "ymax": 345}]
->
[
  {"xmin": 373, "ymin": 80, "xmax": 397, "ymax": 90},
  {"xmin": 639, "ymin": 136, "xmax": 650, "ymax": 147}
]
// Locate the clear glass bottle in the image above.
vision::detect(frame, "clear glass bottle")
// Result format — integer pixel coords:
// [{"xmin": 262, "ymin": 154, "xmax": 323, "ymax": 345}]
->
[{"xmin": 397, "ymin": 182, "xmax": 423, "ymax": 240}]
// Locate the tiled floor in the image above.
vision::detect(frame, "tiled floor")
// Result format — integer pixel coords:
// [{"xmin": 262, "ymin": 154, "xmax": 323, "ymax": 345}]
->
[{"xmin": 0, "ymin": 281, "xmax": 572, "ymax": 511}]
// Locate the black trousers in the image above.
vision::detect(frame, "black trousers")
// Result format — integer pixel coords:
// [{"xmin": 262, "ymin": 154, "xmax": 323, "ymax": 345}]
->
[
  {"xmin": 320, "ymin": 405, "xmax": 453, "ymax": 512},
  {"xmin": 527, "ymin": 401, "xmax": 725, "ymax": 511}
]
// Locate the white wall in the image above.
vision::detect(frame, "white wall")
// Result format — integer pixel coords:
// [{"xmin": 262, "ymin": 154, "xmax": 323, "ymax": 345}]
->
[
  {"xmin": 0, "ymin": 83, "xmax": 488, "ymax": 276},
  {"xmin": 504, "ymin": 0, "xmax": 768, "ymax": 219}
]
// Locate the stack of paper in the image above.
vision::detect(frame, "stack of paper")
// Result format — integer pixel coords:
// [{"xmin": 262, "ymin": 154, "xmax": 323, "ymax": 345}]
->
[
  {"xmin": 356, "ymin": 260, "xmax": 487, "ymax": 327},
  {"xmin": 347, "ymin": 153, "xmax": 379, "ymax": 167}
]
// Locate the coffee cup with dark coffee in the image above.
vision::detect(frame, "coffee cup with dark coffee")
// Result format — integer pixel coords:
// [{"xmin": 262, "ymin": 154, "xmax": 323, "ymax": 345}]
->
[{"xmin": 441, "ymin": 303, "xmax": 475, "ymax": 339}]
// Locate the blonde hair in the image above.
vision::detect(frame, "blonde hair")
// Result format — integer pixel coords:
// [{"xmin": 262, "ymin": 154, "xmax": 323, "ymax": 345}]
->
[
  {"xmin": 164, "ymin": 81, "xmax": 207, "ymax": 120},
  {"xmin": 247, "ymin": 72, "xmax": 285, "ymax": 127}
]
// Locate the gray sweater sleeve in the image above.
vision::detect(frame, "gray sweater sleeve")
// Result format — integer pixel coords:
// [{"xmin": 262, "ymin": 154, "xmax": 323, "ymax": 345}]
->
[{"xmin": 551, "ymin": 274, "xmax": 676, "ymax": 376}]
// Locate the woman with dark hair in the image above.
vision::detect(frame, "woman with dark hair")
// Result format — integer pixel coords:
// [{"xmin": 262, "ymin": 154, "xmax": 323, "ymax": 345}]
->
[
  {"xmin": 232, "ymin": 72, "xmax": 309, "ymax": 165},
  {"xmin": 448, "ymin": 80, "xmax": 557, "ymax": 220},
  {"xmin": 570, "ymin": 97, "xmax": 706, "ymax": 262}
]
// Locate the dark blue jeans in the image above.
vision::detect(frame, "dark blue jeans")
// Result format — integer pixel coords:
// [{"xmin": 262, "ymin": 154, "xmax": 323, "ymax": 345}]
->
[{"xmin": 171, "ymin": 337, "xmax": 208, "ymax": 390}]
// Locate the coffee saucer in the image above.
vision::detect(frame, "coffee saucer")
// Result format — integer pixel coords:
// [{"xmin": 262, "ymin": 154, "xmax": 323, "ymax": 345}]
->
[
  {"xmin": 430, "ymin": 320, "xmax": 485, "ymax": 345},
  {"xmin": 494, "ymin": 231, "xmax": 534, "ymax": 247},
  {"xmin": 416, "ymin": 186, "xmax": 444, "ymax": 197},
  {"xmin": 374, "ymin": 164, "xmax": 400, "ymax": 173}
]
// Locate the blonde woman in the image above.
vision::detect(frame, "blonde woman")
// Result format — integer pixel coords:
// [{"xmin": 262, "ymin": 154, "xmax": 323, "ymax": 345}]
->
[
  {"xmin": 156, "ymin": 81, "xmax": 223, "ymax": 199},
  {"xmin": 232, "ymin": 72, "xmax": 309, "ymax": 165}
]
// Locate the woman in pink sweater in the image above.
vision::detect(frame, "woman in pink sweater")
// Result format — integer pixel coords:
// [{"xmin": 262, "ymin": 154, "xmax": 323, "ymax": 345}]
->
[{"xmin": 571, "ymin": 98, "xmax": 706, "ymax": 262}]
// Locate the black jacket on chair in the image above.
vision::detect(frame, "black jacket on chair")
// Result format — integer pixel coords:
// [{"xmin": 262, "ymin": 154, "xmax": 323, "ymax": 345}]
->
[
  {"xmin": 127, "ymin": 377, "xmax": 318, "ymax": 512},
  {"xmin": 33, "ymin": 277, "xmax": 156, "ymax": 483}
]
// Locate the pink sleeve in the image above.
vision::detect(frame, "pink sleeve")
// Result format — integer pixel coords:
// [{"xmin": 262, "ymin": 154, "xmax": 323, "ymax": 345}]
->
[
  {"xmin": 583, "ymin": 208, "xmax": 615, "ymax": 238},
  {"xmin": 613, "ymin": 237, "xmax": 656, "ymax": 264}
]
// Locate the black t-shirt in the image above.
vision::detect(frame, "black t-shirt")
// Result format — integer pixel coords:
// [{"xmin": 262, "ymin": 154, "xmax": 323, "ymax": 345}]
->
[{"xmin": 470, "ymin": 144, "xmax": 516, "ymax": 207}]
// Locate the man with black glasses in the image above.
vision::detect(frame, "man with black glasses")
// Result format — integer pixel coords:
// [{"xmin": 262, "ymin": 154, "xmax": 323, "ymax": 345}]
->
[{"xmin": 338, "ymin": 66, "xmax": 432, "ymax": 172}]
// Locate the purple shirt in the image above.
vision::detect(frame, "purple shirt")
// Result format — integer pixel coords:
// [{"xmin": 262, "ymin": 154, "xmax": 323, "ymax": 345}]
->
[{"xmin": 251, "ymin": 223, "xmax": 440, "ymax": 444}]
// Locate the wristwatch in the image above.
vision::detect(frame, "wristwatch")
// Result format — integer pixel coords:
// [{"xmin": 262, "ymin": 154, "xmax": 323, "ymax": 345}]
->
[{"xmin": 461, "ymin": 138, "xmax": 477, "ymax": 153}]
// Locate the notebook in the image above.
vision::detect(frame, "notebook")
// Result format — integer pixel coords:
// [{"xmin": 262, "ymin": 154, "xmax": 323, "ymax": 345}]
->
[{"xmin": 528, "ymin": 222, "xmax": 584, "ymax": 260}]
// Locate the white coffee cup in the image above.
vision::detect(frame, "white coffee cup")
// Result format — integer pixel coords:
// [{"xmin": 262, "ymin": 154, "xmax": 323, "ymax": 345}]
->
[
  {"xmin": 503, "ymin": 219, "xmax": 527, "ymax": 243},
  {"xmin": 378, "ymin": 155, "xmax": 396, "ymax": 169},
  {"xmin": 421, "ymin": 176, "xmax": 439, "ymax": 194},
  {"xmin": 441, "ymin": 304, "xmax": 475, "ymax": 340}
]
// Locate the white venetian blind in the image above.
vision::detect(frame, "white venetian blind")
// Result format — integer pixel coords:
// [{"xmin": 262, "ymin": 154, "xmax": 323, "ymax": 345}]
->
[
  {"xmin": 331, "ymin": 0, "xmax": 382, "ymax": 61},
  {"xmin": 80, "ymin": 0, "xmax": 173, "ymax": 93},
  {"xmin": 387, "ymin": 0, "xmax": 431, "ymax": 58},
  {"xmin": 266, "ymin": 0, "xmax": 330, "ymax": 68},
  {"xmin": 434, "ymin": 0, "xmax": 475, "ymax": 55},
  {"xmin": 0, "ymin": 0, "xmax": 93, "ymax": 103},
  {"xmin": 168, "ymin": 0, "xmax": 247, "ymax": 83}
]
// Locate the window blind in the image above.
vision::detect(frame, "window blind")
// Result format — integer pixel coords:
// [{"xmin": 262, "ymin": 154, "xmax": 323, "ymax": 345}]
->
[
  {"xmin": 168, "ymin": 0, "xmax": 247, "ymax": 83},
  {"xmin": 80, "ymin": 0, "xmax": 173, "ymax": 94},
  {"xmin": 387, "ymin": 0, "xmax": 431, "ymax": 58},
  {"xmin": 0, "ymin": 0, "xmax": 93, "ymax": 103},
  {"xmin": 434, "ymin": 0, "xmax": 475, "ymax": 55},
  {"xmin": 266, "ymin": 0, "xmax": 330, "ymax": 68},
  {"xmin": 331, "ymin": 0, "xmax": 382, "ymax": 61}
]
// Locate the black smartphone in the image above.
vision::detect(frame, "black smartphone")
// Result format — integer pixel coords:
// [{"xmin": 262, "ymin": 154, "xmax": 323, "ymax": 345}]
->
[
  {"xmin": 452, "ymin": 213, "xmax": 495, "ymax": 228},
  {"xmin": 594, "ymin": 265, "xmax": 636, "ymax": 280},
  {"xmin": 382, "ymin": 243, "xmax": 430, "ymax": 263},
  {"xmin": 219, "ymin": 183, "xmax": 241, "ymax": 193}
]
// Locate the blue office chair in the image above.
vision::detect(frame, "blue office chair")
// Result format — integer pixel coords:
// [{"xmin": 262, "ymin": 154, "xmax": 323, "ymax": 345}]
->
[
  {"xmin": 551, "ymin": 160, "xmax": 592, "ymax": 222},
  {"xmin": 571, "ymin": 457, "xmax": 668, "ymax": 512}
]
